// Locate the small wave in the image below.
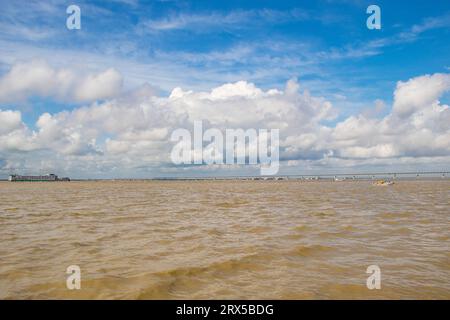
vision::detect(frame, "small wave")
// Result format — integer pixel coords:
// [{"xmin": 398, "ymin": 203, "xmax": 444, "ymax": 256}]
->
[
  {"xmin": 392, "ymin": 227, "xmax": 412, "ymax": 235},
  {"xmin": 136, "ymin": 253, "xmax": 272, "ymax": 298},
  {"xmin": 377, "ymin": 211, "xmax": 414, "ymax": 219},
  {"xmin": 289, "ymin": 244, "xmax": 335, "ymax": 257},
  {"xmin": 310, "ymin": 210, "xmax": 336, "ymax": 217},
  {"xmin": 245, "ymin": 226, "xmax": 271, "ymax": 234},
  {"xmin": 206, "ymin": 228, "xmax": 224, "ymax": 236},
  {"xmin": 340, "ymin": 225, "xmax": 355, "ymax": 232},
  {"xmin": 293, "ymin": 224, "xmax": 309, "ymax": 231},
  {"xmin": 156, "ymin": 254, "xmax": 269, "ymax": 278},
  {"xmin": 215, "ymin": 200, "xmax": 249, "ymax": 208}
]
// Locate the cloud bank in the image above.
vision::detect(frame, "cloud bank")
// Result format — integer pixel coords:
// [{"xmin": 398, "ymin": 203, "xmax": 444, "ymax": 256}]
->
[
  {"xmin": 0, "ymin": 60, "xmax": 123, "ymax": 103},
  {"xmin": 0, "ymin": 60, "xmax": 449, "ymax": 177}
]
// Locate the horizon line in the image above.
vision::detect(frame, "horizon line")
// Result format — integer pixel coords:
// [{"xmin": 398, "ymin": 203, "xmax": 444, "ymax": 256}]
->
[{"xmin": 1, "ymin": 171, "xmax": 449, "ymax": 181}]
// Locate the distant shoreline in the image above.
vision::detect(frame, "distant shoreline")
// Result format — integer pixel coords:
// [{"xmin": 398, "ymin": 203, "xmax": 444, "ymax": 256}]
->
[{"xmin": 1, "ymin": 171, "xmax": 448, "ymax": 182}]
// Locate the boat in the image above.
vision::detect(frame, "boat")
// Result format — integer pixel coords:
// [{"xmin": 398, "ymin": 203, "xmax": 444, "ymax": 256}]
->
[
  {"xmin": 372, "ymin": 180, "xmax": 394, "ymax": 186},
  {"xmin": 8, "ymin": 174, "xmax": 70, "ymax": 182}
]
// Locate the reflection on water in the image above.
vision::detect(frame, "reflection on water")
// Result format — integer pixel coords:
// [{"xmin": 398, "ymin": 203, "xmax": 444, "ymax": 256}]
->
[{"xmin": 0, "ymin": 180, "xmax": 449, "ymax": 299}]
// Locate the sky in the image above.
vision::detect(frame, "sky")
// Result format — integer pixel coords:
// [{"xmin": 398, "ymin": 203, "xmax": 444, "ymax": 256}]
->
[{"xmin": 0, "ymin": 0, "xmax": 449, "ymax": 178}]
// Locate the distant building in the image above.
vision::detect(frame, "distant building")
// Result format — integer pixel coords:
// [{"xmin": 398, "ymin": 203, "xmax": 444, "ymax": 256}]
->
[{"xmin": 8, "ymin": 174, "xmax": 70, "ymax": 182}]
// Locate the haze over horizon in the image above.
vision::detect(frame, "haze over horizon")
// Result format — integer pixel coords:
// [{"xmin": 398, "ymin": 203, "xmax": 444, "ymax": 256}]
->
[{"xmin": 0, "ymin": 0, "xmax": 449, "ymax": 178}]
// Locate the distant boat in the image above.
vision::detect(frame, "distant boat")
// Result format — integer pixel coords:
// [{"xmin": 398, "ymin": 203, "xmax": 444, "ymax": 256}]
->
[
  {"xmin": 8, "ymin": 174, "xmax": 70, "ymax": 182},
  {"xmin": 372, "ymin": 180, "xmax": 394, "ymax": 186}
]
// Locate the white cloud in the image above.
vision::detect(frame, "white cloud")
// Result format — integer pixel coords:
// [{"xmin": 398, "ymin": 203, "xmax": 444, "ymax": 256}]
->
[
  {"xmin": 74, "ymin": 68, "xmax": 124, "ymax": 102},
  {"xmin": 138, "ymin": 9, "xmax": 312, "ymax": 32},
  {"xmin": 0, "ymin": 69, "xmax": 449, "ymax": 177},
  {"xmin": 0, "ymin": 60, "xmax": 123, "ymax": 103},
  {"xmin": 0, "ymin": 109, "xmax": 22, "ymax": 135},
  {"xmin": 392, "ymin": 73, "xmax": 450, "ymax": 118},
  {"xmin": 332, "ymin": 73, "xmax": 450, "ymax": 160},
  {"xmin": 339, "ymin": 144, "xmax": 399, "ymax": 159},
  {"xmin": 410, "ymin": 14, "xmax": 450, "ymax": 35}
]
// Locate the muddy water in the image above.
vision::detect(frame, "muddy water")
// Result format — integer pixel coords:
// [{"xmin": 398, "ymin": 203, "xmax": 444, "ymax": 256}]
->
[{"xmin": 0, "ymin": 180, "xmax": 449, "ymax": 299}]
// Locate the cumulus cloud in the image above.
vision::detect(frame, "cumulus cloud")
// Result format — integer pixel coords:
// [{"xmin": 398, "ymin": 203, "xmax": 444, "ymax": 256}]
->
[
  {"xmin": 0, "ymin": 60, "xmax": 123, "ymax": 103},
  {"xmin": 0, "ymin": 111, "xmax": 35, "ymax": 152},
  {"xmin": 392, "ymin": 73, "xmax": 450, "ymax": 118},
  {"xmin": 0, "ymin": 68, "xmax": 449, "ymax": 177},
  {"xmin": 0, "ymin": 109, "xmax": 23, "ymax": 135},
  {"xmin": 333, "ymin": 73, "xmax": 450, "ymax": 159}
]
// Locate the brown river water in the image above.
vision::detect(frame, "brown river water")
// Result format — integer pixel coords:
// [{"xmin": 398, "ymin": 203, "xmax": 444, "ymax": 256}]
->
[{"xmin": 0, "ymin": 180, "xmax": 449, "ymax": 299}]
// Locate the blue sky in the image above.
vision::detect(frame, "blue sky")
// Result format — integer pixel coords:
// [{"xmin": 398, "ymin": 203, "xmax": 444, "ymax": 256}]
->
[
  {"xmin": 0, "ymin": 0, "xmax": 449, "ymax": 178},
  {"xmin": 1, "ymin": 0, "xmax": 449, "ymax": 122}
]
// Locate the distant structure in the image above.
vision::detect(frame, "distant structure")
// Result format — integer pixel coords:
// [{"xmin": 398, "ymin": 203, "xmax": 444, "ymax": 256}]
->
[{"xmin": 8, "ymin": 174, "xmax": 70, "ymax": 182}]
